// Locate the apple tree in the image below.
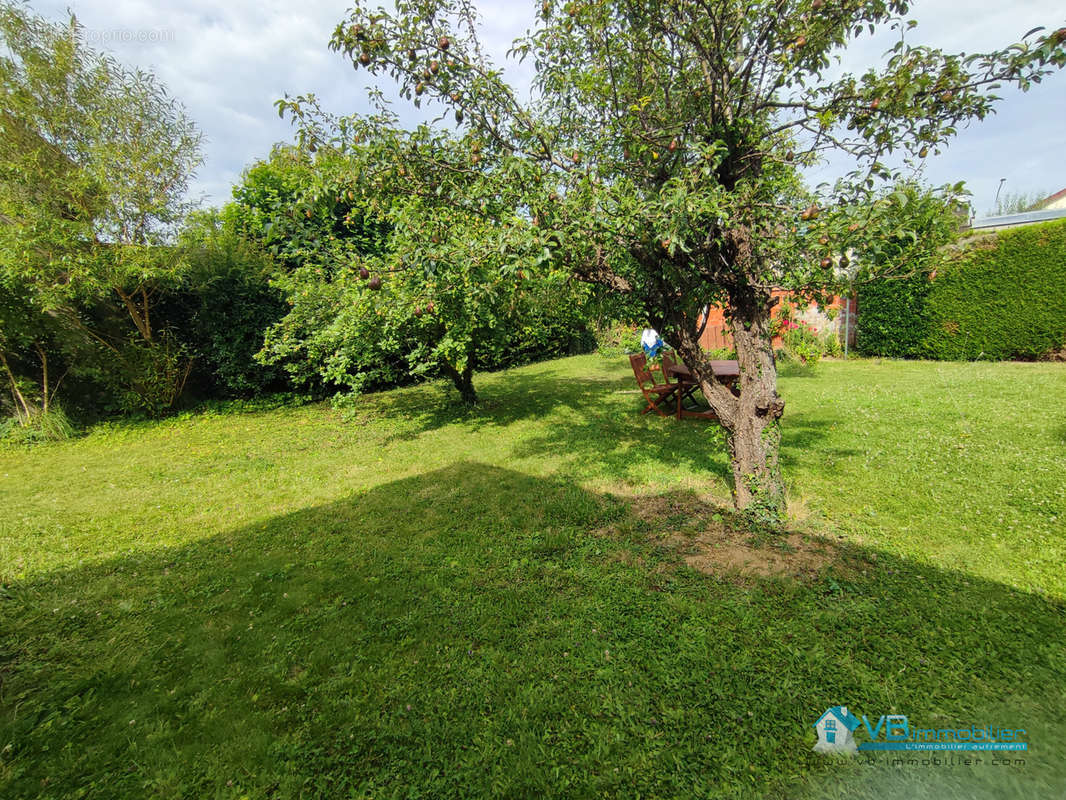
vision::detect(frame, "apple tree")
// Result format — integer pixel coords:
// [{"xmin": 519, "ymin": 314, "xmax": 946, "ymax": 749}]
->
[
  {"xmin": 287, "ymin": 0, "xmax": 1065, "ymax": 522},
  {"xmin": 0, "ymin": 1, "xmax": 202, "ymax": 413},
  {"xmin": 253, "ymin": 123, "xmax": 584, "ymax": 402}
]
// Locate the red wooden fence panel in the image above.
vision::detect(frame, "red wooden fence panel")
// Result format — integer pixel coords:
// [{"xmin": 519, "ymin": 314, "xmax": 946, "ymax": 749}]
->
[{"xmin": 696, "ymin": 293, "xmax": 857, "ymax": 352}]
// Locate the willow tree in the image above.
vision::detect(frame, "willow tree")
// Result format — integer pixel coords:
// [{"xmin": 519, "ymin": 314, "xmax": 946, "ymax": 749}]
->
[
  {"xmin": 0, "ymin": 2, "xmax": 202, "ymax": 413},
  {"xmin": 290, "ymin": 0, "xmax": 1065, "ymax": 521}
]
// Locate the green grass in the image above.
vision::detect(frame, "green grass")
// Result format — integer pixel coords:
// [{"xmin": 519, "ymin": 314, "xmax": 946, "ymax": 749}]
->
[{"xmin": 1, "ymin": 355, "xmax": 1064, "ymax": 798}]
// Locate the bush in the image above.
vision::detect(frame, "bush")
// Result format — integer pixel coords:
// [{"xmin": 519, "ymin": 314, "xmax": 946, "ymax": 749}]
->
[
  {"xmin": 157, "ymin": 271, "xmax": 289, "ymax": 400},
  {"xmin": 485, "ymin": 280, "xmax": 597, "ymax": 370},
  {"xmin": 705, "ymin": 346, "xmax": 737, "ymax": 360},
  {"xmin": 781, "ymin": 320, "xmax": 822, "ymax": 366},
  {"xmin": 857, "ymin": 218, "xmax": 1066, "ymax": 360},
  {"xmin": 821, "ymin": 329, "xmax": 843, "ymax": 358},
  {"xmin": 108, "ymin": 334, "xmax": 194, "ymax": 417},
  {"xmin": 1, "ymin": 405, "xmax": 75, "ymax": 445},
  {"xmin": 772, "ymin": 306, "xmax": 841, "ymax": 365},
  {"xmin": 259, "ymin": 265, "xmax": 596, "ymax": 398},
  {"xmin": 923, "ymin": 221, "xmax": 1066, "ymax": 360},
  {"xmin": 594, "ymin": 321, "xmax": 643, "ymax": 357},
  {"xmin": 855, "ymin": 271, "xmax": 931, "ymax": 357},
  {"xmin": 172, "ymin": 209, "xmax": 291, "ymax": 398}
]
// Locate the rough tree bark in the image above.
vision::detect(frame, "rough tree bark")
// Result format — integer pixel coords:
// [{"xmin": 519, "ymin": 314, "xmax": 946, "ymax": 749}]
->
[
  {"xmin": 669, "ymin": 284, "xmax": 786, "ymax": 522},
  {"xmin": 720, "ymin": 287, "xmax": 786, "ymax": 517}
]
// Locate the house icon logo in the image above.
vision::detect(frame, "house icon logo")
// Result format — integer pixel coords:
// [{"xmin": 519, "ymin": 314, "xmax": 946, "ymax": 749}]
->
[{"xmin": 813, "ymin": 706, "xmax": 861, "ymax": 754}]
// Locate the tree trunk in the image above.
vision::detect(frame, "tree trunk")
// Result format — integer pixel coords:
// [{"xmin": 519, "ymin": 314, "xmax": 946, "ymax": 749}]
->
[
  {"xmin": 35, "ymin": 343, "xmax": 49, "ymax": 414},
  {"xmin": 1, "ymin": 350, "xmax": 32, "ymax": 425},
  {"xmin": 671, "ymin": 286, "xmax": 786, "ymax": 524},
  {"xmin": 115, "ymin": 287, "xmax": 152, "ymax": 343},
  {"xmin": 723, "ymin": 288, "xmax": 786, "ymax": 521},
  {"xmin": 440, "ymin": 359, "xmax": 478, "ymax": 405}
]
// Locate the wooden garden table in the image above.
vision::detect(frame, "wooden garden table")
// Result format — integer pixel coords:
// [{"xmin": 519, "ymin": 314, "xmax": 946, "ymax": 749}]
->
[{"xmin": 666, "ymin": 360, "xmax": 740, "ymax": 420}]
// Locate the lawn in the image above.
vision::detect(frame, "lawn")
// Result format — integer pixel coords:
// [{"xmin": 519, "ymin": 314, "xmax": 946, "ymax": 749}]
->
[{"xmin": 1, "ymin": 354, "xmax": 1064, "ymax": 798}]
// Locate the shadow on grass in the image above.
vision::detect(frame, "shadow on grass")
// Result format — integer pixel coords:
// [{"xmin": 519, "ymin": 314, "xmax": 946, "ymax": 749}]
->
[
  {"xmin": 1055, "ymin": 422, "xmax": 1066, "ymax": 445},
  {"xmin": 3, "ymin": 464, "xmax": 1063, "ymax": 799},
  {"xmin": 352, "ymin": 363, "xmax": 633, "ymax": 440},
  {"xmin": 777, "ymin": 361, "xmax": 824, "ymax": 379},
  {"xmin": 779, "ymin": 415, "xmax": 860, "ymax": 471},
  {"xmin": 355, "ymin": 360, "xmax": 840, "ymax": 491},
  {"xmin": 352, "ymin": 363, "xmax": 737, "ymax": 486}
]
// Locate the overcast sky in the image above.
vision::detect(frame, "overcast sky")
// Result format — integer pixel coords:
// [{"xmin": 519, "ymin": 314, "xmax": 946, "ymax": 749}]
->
[{"xmin": 34, "ymin": 0, "xmax": 1066, "ymax": 215}]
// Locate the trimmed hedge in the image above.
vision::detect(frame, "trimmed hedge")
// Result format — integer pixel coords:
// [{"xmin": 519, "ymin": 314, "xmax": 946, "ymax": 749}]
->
[
  {"xmin": 854, "ymin": 271, "xmax": 931, "ymax": 358},
  {"xmin": 858, "ymin": 217, "xmax": 1066, "ymax": 360}
]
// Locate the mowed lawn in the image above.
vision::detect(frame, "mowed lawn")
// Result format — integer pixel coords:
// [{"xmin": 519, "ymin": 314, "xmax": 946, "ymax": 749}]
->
[{"xmin": 1, "ymin": 355, "xmax": 1064, "ymax": 798}]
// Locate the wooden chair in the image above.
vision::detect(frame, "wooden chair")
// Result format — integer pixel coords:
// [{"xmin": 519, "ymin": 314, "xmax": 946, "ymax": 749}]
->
[
  {"xmin": 629, "ymin": 353, "xmax": 678, "ymax": 417},
  {"xmin": 660, "ymin": 351, "xmax": 700, "ymax": 410}
]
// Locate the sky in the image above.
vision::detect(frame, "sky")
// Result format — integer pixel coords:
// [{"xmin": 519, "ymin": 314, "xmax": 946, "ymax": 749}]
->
[{"xmin": 33, "ymin": 0, "xmax": 1066, "ymax": 215}]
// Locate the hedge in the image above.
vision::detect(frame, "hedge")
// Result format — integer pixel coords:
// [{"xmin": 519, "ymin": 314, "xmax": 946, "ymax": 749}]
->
[
  {"xmin": 854, "ymin": 270, "xmax": 931, "ymax": 358},
  {"xmin": 857, "ymin": 217, "xmax": 1066, "ymax": 360}
]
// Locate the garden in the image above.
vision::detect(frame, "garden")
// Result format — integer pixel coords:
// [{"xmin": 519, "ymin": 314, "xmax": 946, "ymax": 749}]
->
[
  {"xmin": 2, "ymin": 0, "xmax": 1066, "ymax": 797},
  {"xmin": 2, "ymin": 355, "xmax": 1064, "ymax": 798}
]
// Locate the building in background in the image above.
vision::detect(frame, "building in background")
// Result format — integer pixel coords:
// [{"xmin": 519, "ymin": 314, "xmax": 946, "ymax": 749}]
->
[
  {"xmin": 1035, "ymin": 187, "xmax": 1066, "ymax": 211},
  {"xmin": 969, "ymin": 186, "xmax": 1066, "ymax": 231}
]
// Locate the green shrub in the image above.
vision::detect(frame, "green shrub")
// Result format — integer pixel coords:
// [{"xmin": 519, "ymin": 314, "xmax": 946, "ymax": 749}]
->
[
  {"xmin": 595, "ymin": 321, "xmax": 642, "ymax": 357},
  {"xmin": 923, "ymin": 221, "xmax": 1066, "ymax": 360},
  {"xmin": 1, "ymin": 404, "xmax": 75, "ymax": 444},
  {"xmin": 109, "ymin": 335, "xmax": 194, "ymax": 417},
  {"xmin": 821, "ymin": 330, "xmax": 843, "ymax": 358},
  {"xmin": 856, "ymin": 271, "xmax": 932, "ymax": 357},
  {"xmin": 704, "ymin": 346, "xmax": 737, "ymax": 360},
  {"xmin": 781, "ymin": 320, "xmax": 822, "ymax": 365},
  {"xmin": 158, "ymin": 271, "xmax": 289, "ymax": 399},
  {"xmin": 172, "ymin": 209, "xmax": 292, "ymax": 398},
  {"xmin": 488, "ymin": 281, "xmax": 597, "ymax": 369},
  {"xmin": 858, "ymin": 218, "xmax": 1066, "ymax": 360},
  {"xmin": 259, "ymin": 264, "xmax": 596, "ymax": 398}
]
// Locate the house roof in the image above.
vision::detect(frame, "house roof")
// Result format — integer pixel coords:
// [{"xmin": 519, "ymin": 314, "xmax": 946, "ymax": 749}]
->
[
  {"xmin": 814, "ymin": 706, "xmax": 861, "ymax": 731},
  {"xmin": 1035, "ymin": 187, "xmax": 1066, "ymax": 209},
  {"xmin": 970, "ymin": 207, "xmax": 1066, "ymax": 230}
]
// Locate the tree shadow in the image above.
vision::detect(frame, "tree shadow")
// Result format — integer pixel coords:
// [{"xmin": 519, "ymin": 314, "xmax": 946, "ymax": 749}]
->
[
  {"xmin": 2, "ymin": 463, "xmax": 1063, "ymax": 798},
  {"xmin": 777, "ymin": 361, "xmax": 823, "ymax": 379},
  {"xmin": 349, "ymin": 363, "xmax": 632, "ymax": 442},
  {"xmin": 506, "ymin": 402, "xmax": 737, "ymax": 486},
  {"xmin": 350, "ymin": 361, "xmax": 735, "ymax": 486},
  {"xmin": 354, "ymin": 358, "xmax": 845, "ymax": 491}
]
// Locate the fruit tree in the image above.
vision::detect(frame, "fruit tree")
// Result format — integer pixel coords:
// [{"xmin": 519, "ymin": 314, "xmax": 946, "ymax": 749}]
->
[{"xmin": 287, "ymin": 0, "xmax": 1065, "ymax": 522}]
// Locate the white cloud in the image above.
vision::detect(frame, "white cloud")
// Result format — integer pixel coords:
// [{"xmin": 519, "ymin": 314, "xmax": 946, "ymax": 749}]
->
[{"xmin": 32, "ymin": 0, "xmax": 1066, "ymax": 212}]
